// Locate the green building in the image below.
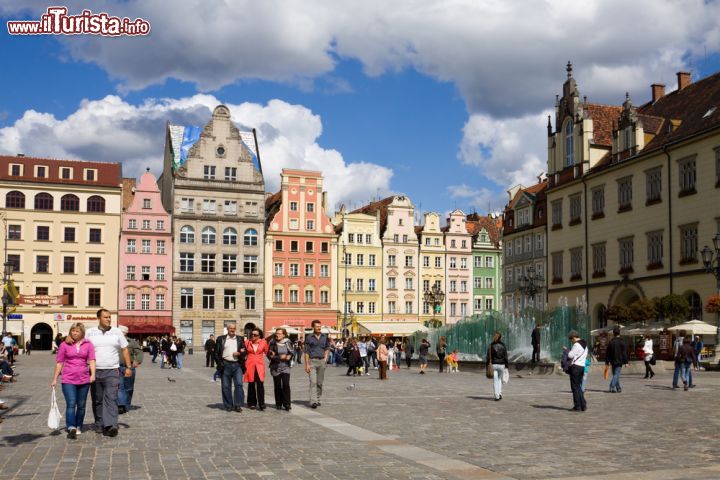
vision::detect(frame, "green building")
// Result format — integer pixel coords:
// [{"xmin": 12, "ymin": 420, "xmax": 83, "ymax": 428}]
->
[{"xmin": 466, "ymin": 213, "xmax": 503, "ymax": 314}]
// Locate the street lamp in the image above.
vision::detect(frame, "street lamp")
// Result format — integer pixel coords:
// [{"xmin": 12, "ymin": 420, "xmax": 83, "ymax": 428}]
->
[
  {"xmin": 701, "ymin": 233, "xmax": 720, "ymax": 348},
  {"xmin": 2, "ymin": 261, "xmax": 14, "ymax": 336},
  {"xmin": 518, "ymin": 266, "xmax": 542, "ymax": 310},
  {"xmin": 423, "ymin": 284, "xmax": 445, "ymax": 328}
]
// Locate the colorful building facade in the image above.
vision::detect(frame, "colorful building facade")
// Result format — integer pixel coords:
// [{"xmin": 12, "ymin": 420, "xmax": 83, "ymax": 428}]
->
[
  {"xmin": 443, "ymin": 209, "xmax": 473, "ymax": 323},
  {"xmin": 417, "ymin": 212, "xmax": 446, "ymax": 325},
  {"xmin": 466, "ymin": 213, "xmax": 503, "ymax": 314}
]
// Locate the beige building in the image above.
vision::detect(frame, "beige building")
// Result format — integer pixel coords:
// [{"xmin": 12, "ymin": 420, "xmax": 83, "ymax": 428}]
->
[
  {"xmin": 0, "ymin": 156, "xmax": 122, "ymax": 349},
  {"xmin": 417, "ymin": 212, "xmax": 446, "ymax": 326},
  {"xmin": 159, "ymin": 105, "xmax": 265, "ymax": 346},
  {"xmin": 546, "ymin": 64, "xmax": 720, "ymax": 329}
]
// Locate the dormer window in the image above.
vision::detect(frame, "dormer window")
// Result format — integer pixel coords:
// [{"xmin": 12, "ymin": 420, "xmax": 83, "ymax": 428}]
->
[
  {"xmin": 565, "ymin": 120, "xmax": 574, "ymax": 167},
  {"xmin": 9, "ymin": 164, "xmax": 22, "ymax": 176},
  {"xmin": 36, "ymin": 166, "xmax": 47, "ymax": 178},
  {"xmin": 624, "ymin": 127, "xmax": 632, "ymax": 151},
  {"xmin": 60, "ymin": 167, "xmax": 72, "ymax": 179},
  {"xmin": 84, "ymin": 168, "xmax": 96, "ymax": 181}
]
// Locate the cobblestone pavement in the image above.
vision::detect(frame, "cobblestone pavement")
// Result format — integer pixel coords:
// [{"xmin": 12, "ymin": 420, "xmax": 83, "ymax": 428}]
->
[{"xmin": 2, "ymin": 353, "xmax": 719, "ymax": 480}]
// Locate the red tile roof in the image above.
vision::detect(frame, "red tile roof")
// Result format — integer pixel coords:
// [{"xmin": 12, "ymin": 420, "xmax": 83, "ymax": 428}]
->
[
  {"xmin": 465, "ymin": 213, "xmax": 502, "ymax": 247},
  {"xmin": 586, "ymin": 104, "xmax": 622, "ymax": 146},
  {"xmin": 122, "ymin": 178, "xmax": 136, "ymax": 211},
  {"xmin": 0, "ymin": 155, "xmax": 122, "ymax": 188},
  {"xmin": 351, "ymin": 196, "xmax": 395, "ymax": 235}
]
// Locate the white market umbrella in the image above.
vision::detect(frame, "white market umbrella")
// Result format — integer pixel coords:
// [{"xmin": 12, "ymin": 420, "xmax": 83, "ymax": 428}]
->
[{"xmin": 668, "ymin": 320, "xmax": 718, "ymax": 336}]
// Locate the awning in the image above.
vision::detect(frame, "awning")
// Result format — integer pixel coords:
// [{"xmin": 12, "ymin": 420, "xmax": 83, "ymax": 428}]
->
[
  {"xmin": 668, "ymin": 320, "xmax": 718, "ymax": 336},
  {"xmin": 357, "ymin": 322, "xmax": 428, "ymax": 336}
]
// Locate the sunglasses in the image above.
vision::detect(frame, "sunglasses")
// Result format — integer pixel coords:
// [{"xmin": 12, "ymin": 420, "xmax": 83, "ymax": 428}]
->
[{"xmin": 251, "ymin": 333, "xmax": 260, "ymax": 337}]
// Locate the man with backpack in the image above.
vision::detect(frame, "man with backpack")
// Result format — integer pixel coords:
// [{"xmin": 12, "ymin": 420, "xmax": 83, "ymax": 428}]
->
[{"xmin": 605, "ymin": 326, "xmax": 628, "ymax": 393}]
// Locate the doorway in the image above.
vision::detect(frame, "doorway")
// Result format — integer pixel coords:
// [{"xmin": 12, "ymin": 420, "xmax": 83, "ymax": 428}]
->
[{"xmin": 30, "ymin": 322, "xmax": 53, "ymax": 350}]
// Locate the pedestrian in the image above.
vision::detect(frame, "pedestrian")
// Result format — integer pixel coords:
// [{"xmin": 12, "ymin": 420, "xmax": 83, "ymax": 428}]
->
[
  {"xmin": 393, "ymin": 341, "xmax": 401, "ymax": 370},
  {"xmin": 50, "ymin": 323, "xmax": 96, "ymax": 439},
  {"xmin": 418, "ymin": 338, "xmax": 429, "ymax": 374},
  {"xmin": 437, "ymin": 336, "xmax": 447, "ymax": 373},
  {"xmin": 676, "ymin": 336, "xmax": 698, "ymax": 390},
  {"xmin": 304, "ymin": 320, "xmax": 330, "ymax": 409},
  {"xmin": 160, "ymin": 335, "xmax": 169, "ymax": 369},
  {"xmin": 148, "ymin": 336, "xmax": 158, "ymax": 363},
  {"xmin": 244, "ymin": 328, "xmax": 268, "ymax": 410},
  {"xmin": 565, "ymin": 330, "xmax": 588, "ymax": 412},
  {"xmin": 387, "ymin": 339, "xmax": 395, "ymax": 371},
  {"xmin": 692, "ymin": 336, "xmax": 704, "ymax": 370},
  {"xmin": 487, "ymin": 332, "xmax": 508, "ymax": 400},
  {"xmin": 205, "ymin": 335, "xmax": 216, "ymax": 368},
  {"xmin": 448, "ymin": 350, "xmax": 459, "ymax": 373},
  {"xmin": 643, "ymin": 335, "xmax": 655, "ymax": 379},
  {"xmin": 175, "ymin": 337, "xmax": 186, "ymax": 369},
  {"xmin": 214, "ymin": 323, "xmax": 246, "ymax": 412},
  {"xmin": 367, "ymin": 337, "xmax": 378, "ymax": 369},
  {"xmin": 1, "ymin": 333, "xmax": 15, "ymax": 365},
  {"xmin": 358, "ymin": 336, "xmax": 370, "ymax": 375},
  {"xmin": 605, "ymin": 326, "xmax": 628, "ymax": 393},
  {"xmin": 404, "ymin": 339, "xmax": 414, "ymax": 368},
  {"xmin": 116, "ymin": 326, "xmax": 143, "ymax": 415},
  {"xmin": 672, "ymin": 330, "xmax": 694, "ymax": 388},
  {"xmin": 581, "ymin": 346, "xmax": 591, "ymax": 393},
  {"xmin": 295, "ymin": 340, "xmax": 304, "ymax": 365},
  {"xmin": 53, "ymin": 333, "xmax": 63, "ymax": 354},
  {"xmin": 531, "ymin": 323, "xmax": 541, "ymax": 363},
  {"xmin": 334, "ymin": 338, "xmax": 345, "ymax": 366},
  {"xmin": 377, "ymin": 337, "xmax": 389, "ymax": 380},
  {"xmin": 269, "ymin": 328, "xmax": 293, "ymax": 410},
  {"xmin": 25, "ymin": 339, "xmax": 31, "ymax": 355},
  {"xmin": 85, "ymin": 309, "xmax": 133, "ymax": 437}
]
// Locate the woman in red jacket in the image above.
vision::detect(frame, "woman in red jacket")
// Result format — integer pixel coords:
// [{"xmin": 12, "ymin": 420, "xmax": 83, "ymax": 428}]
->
[{"xmin": 244, "ymin": 328, "xmax": 269, "ymax": 410}]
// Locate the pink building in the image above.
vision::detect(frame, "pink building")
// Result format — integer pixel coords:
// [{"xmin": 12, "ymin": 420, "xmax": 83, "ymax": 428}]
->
[
  {"xmin": 118, "ymin": 169, "xmax": 173, "ymax": 337},
  {"xmin": 443, "ymin": 209, "xmax": 473, "ymax": 323}
]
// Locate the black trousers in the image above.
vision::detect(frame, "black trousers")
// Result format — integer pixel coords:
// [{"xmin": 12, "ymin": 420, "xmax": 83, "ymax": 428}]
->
[
  {"xmin": 438, "ymin": 354, "xmax": 446, "ymax": 372},
  {"xmin": 169, "ymin": 351, "xmax": 177, "ymax": 367},
  {"xmin": 569, "ymin": 365, "xmax": 586, "ymax": 411},
  {"xmin": 405, "ymin": 355, "xmax": 412, "ymax": 368},
  {"xmin": 206, "ymin": 351, "xmax": 215, "ymax": 367},
  {"xmin": 247, "ymin": 368, "xmax": 265, "ymax": 407},
  {"xmin": 532, "ymin": 345, "xmax": 540, "ymax": 363},
  {"xmin": 272, "ymin": 373, "xmax": 291, "ymax": 407},
  {"xmin": 644, "ymin": 360, "xmax": 654, "ymax": 377}
]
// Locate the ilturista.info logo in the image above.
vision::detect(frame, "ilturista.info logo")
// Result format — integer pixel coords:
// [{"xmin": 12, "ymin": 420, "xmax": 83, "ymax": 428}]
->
[{"xmin": 7, "ymin": 6, "xmax": 151, "ymax": 36}]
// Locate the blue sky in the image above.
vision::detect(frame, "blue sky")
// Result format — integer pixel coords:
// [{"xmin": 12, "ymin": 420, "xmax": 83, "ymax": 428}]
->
[{"xmin": 2, "ymin": 1, "xmax": 720, "ymax": 217}]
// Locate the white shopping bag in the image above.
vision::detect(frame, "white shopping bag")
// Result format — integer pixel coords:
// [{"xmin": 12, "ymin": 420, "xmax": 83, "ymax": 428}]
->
[
  {"xmin": 502, "ymin": 367, "xmax": 509, "ymax": 384},
  {"xmin": 48, "ymin": 388, "xmax": 62, "ymax": 430}
]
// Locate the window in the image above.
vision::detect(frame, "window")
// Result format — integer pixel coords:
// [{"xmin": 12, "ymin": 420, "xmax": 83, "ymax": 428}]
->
[
  {"xmin": 617, "ymin": 177, "xmax": 633, "ymax": 212},
  {"xmin": 368, "ymin": 301, "xmax": 375, "ymax": 313},
  {"xmin": 88, "ymin": 288, "xmax": 101, "ymax": 307},
  {"xmin": 485, "ymin": 278, "xmax": 493, "ymax": 289},
  {"xmin": 84, "ymin": 169, "xmax": 96, "ymax": 181},
  {"xmin": 321, "ymin": 242, "xmax": 329, "ymax": 253},
  {"xmin": 646, "ymin": 167, "xmax": 662, "ymax": 204},
  {"xmin": 305, "ymin": 241, "xmax": 314, "ymax": 253},
  {"xmin": 141, "ymin": 294, "xmax": 150, "ymax": 310},
  {"xmin": 203, "ymin": 288, "xmax": 215, "ymax": 309},
  {"xmin": 35, "ymin": 286, "xmax": 49, "ymax": 296},
  {"xmin": 156, "ymin": 266, "xmax": 165, "ymax": 280},
  {"xmin": 243, "ymin": 255, "xmax": 258, "ymax": 274},
  {"xmin": 619, "ymin": 237, "xmax": 634, "ymax": 272},
  {"xmin": 224, "ymin": 200, "xmax": 237, "ymax": 215},
  {"xmin": 289, "ymin": 263, "xmax": 299, "ymax": 276},
  {"xmin": 570, "ymin": 248, "xmax": 583, "ymax": 281},
  {"xmin": 356, "ymin": 301, "xmax": 364, "ymax": 313},
  {"xmin": 222, "ymin": 254, "xmax": 237, "ymax": 273},
  {"xmin": 202, "ymin": 226, "xmax": 216, "ymax": 244},
  {"xmin": 679, "ymin": 224, "xmax": 698, "ymax": 263},
  {"xmin": 647, "ymin": 231, "xmax": 664, "ymax": 268},
  {"xmin": 345, "ymin": 278, "xmax": 352, "ymax": 291},
  {"xmin": 365, "ymin": 234, "xmax": 372, "ymax": 244},
  {"xmin": 388, "ymin": 255, "xmax": 396, "ymax": 266},
  {"xmin": 369, "ymin": 254, "xmax": 376, "ymax": 266},
  {"xmin": 425, "ymin": 238, "xmax": 431, "ymax": 246},
  {"xmin": 394, "ymin": 234, "xmax": 399, "ymax": 243},
  {"xmin": 403, "ymin": 235, "xmax": 408, "ymax": 243},
  {"xmin": 61, "ymin": 167, "xmax": 72, "ymax": 179},
  {"xmin": 405, "ymin": 301, "xmax": 413, "ymax": 314},
  {"xmin": 126, "ymin": 294, "xmax": 136, "ymax": 310},
  {"xmin": 180, "ymin": 225, "xmax": 195, "ymax": 243},
  {"xmin": 143, "ymin": 198, "xmax": 151, "ymax": 209},
  {"xmin": 305, "ymin": 264, "xmax": 315, "ymax": 277},
  {"xmin": 460, "ymin": 258, "xmax": 467, "ymax": 269},
  {"xmin": 450, "ymin": 240, "xmax": 456, "ymax": 248},
  {"xmin": 128, "ymin": 219, "xmax": 137, "ymax": 230},
  {"xmin": 591, "ymin": 186, "xmax": 605, "ymax": 218},
  {"xmin": 289, "ymin": 289, "xmax": 299, "ymax": 303},
  {"xmin": 63, "ymin": 256, "xmax": 75, "ymax": 274},
  {"xmin": 7, "ymin": 255, "xmax": 20, "ymax": 272},
  {"xmin": 142, "ymin": 220, "xmax": 151, "ymax": 230},
  {"xmin": 274, "ymin": 263, "xmax": 283, "ymax": 276},
  {"xmin": 552, "ymin": 252, "xmax": 563, "ymax": 283},
  {"xmin": 450, "ymin": 303, "xmax": 457, "ymax": 316},
  {"xmin": 181, "ymin": 198, "xmax": 194, "ymax": 213},
  {"xmin": 10, "ymin": 164, "xmax": 21, "ymax": 176},
  {"xmin": 475, "ymin": 299, "xmax": 482, "ymax": 311},
  {"xmin": 405, "ymin": 256, "xmax": 413, "ymax": 267},
  {"xmin": 435, "ymin": 257, "xmax": 441, "ymax": 268},
  {"xmin": 290, "ymin": 201, "xmax": 298, "ymax": 211},
  {"xmin": 306, "ymin": 220, "xmax": 315, "ymax": 230},
  {"xmin": 450, "ymin": 257, "xmax": 457, "ymax": 269},
  {"xmin": 202, "ymin": 199, "xmax": 216, "ymax": 214},
  {"xmin": 6, "ymin": 191, "xmax": 25, "ymax": 208},
  {"xmin": 569, "ymin": 194, "xmax": 581, "ymax": 225},
  {"xmin": 356, "ymin": 233, "xmax": 363, "ymax": 244},
  {"xmin": 461, "ymin": 303, "xmax": 467, "ymax": 317},
  {"xmin": 274, "ymin": 289, "xmax": 284, "ymax": 303},
  {"xmin": 224, "ymin": 289, "xmax": 236, "ymax": 309},
  {"xmin": 388, "ymin": 301, "xmax": 396, "ymax": 314},
  {"xmin": 126, "ymin": 239, "xmax": 136, "ymax": 253},
  {"xmin": 565, "ymin": 120, "xmax": 574, "ymax": 166},
  {"xmin": 141, "ymin": 239, "xmax": 151, "ymax": 254},
  {"xmin": 223, "ymin": 227, "xmax": 238, "ymax": 245},
  {"xmin": 305, "ymin": 289, "xmax": 314, "ymax": 304},
  {"xmin": 86, "ymin": 196, "xmax": 105, "ymax": 213},
  {"xmin": 224, "ymin": 167, "xmax": 237, "ymax": 181},
  {"xmin": 307, "ymin": 203, "xmax": 315, "ymax": 212},
  {"xmin": 551, "ymin": 200, "xmax": 562, "ymax": 228},
  {"xmin": 244, "ymin": 229, "xmax": 258, "ymax": 246},
  {"xmin": 201, "ymin": 253, "xmax": 216, "ymax": 273},
  {"xmin": 424, "ymin": 256, "xmax": 430, "ymax": 267},
  {"xmin": 289, "ymin": 219, "xmax": 298, "ymax": 230},
  {"xmin": 203, "ymin": 165, "xmax": 216, "ymax": 180},
  {"xmin": 89, "ymin": 257, "xmax": 101, "ymax": 274},
  {"xmin": 485, "ymin": 256, "xmax": 494, "ymax": 268},
  {"xmin": 244, "ymin": 289, "xmax": 256, "ymax": 310},
  {"xmin": 36, "ymin": 225, "xmax": 50, "ymax": 241},
  {"xmin": 592, "ymin": 243, "xmax": 606, "ymax": 277},
  {"xmin": 678, "ymin": 156, "xmax": 697, "ymax": 195},
  {"xmin": 36, "ymin": 166, "xmax": 46, "ymax": 178},
  {"xmin": 356, "ymin": 254, "xmax": 364, "ymax": 266},
  {"xmin": 34, "ymin": 192, "xmax": 54, "ymax": 210},
  {"xmin": 388, "ymin": 277, "xmax": 396, "ymax": 289},
  {"xmin": 126, "ymin": 266, "xmax": 136, "ymax": 280},
  {"xmin": 89, "ymin": 228, "xmax": 102, "ymax": 243},
  {"xmin": 180, "ymin": 288, "xmax": 193, "ymax": 309},
  {"xmin": 320, "ymin": 264, "xmax": 329, "ymax": 277},
  {"xmin": 179, "ymin": 253, "xmax": 195, "ymax": 272},
  {"xmin": 474, "ymin": 277, "xmax": 482, "ymax": 289},
  {"xmin": 291, "ymin": 241, "xmax": 299, "ymax": 252},
  {"xmin": 460, "ymin": 280, "xmax": 467, "ymax": 292},
  {"xmin": 368, "ymin": 279, "xmax": 376, "ymax": 292},
  {"xmin": 462, "ymin": 240, "xmax": 467, "ymax": 249},
  {"xmin": 156, "ymin": 240, "xmax": 166, "ymax": 254},
  {"xmin": 275, "ymin": 240, "xmax": 283, "ymax": 251},
  {"xmin": 63, "ymin": 287, "xmax": 74, "ymax": 306},
  {"xmin": 60, "ymin": 194, "xmax": 79, "ymax": 211},
  {"xmin": 485, "ymin": 299, "xmax": 493, "ymax": 311},
  {"xmin": 474, "ymin": 256, "xmax": 481, "ymax": 268},
  {"xmin": 405, "ymin": 278, "xmax": 413, "ymax": 290},
  {"xmin": 156, "ymin": 294, "xmax": 165, "ymax": 310}
]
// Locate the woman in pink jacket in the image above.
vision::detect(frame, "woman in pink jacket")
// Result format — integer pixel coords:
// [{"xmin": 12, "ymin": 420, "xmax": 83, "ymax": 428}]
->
[
  {"xmin": 244, "ymin": 328, "xmax": 269, "ymax": 410},
  {"xmin": 50, "ymin": 323, "xmax": 96, "ymax": 439},
  {"xmin": 377, "ymin": 337, "xmax": 389, "ymax": 380}
]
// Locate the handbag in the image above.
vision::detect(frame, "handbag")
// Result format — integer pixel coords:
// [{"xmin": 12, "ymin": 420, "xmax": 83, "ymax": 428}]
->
[
  {"xmin": 502, "ymin": 367, "xmax": 509, "ymax": 384},
  {"xmin": 650, "ymin": 355, "xmax": 657, "ymax": 366},
  {"xmin": 485, "ymin": 347, "xmax": 493, "ymax": 379},
  {"xmin": 48, "ymin": 388, "xmax": 62, "ymax": 430},
  {"xmin": 603, "ymin": 364, "xmax": 609, "ymax": 380}
]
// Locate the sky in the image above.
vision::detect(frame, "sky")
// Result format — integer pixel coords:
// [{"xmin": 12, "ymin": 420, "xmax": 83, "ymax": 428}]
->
[{"xmin": 1, "ymin": 0, "xmax": 720, "ymax": 219}]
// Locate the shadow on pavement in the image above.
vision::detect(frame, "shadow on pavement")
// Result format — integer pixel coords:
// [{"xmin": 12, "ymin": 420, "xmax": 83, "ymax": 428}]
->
[
  {"xmin": 0, "ymin": 433, "xmax": 46, "ymax": 446},
  {"xmin": 466, "ymin": 396, "xmax": 496, "ymax": 401},
  {"xmin": 531, "ymin": 404, "xmax": 571, "ymax": 411}
]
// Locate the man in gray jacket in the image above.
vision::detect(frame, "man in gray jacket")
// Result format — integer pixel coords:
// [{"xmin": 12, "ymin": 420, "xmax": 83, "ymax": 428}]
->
[{"xmin": 118, "ymin": 325, "xmax": 143, "ymax": 414}]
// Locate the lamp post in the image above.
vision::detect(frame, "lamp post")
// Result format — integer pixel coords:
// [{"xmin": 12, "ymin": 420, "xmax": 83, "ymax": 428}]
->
[
  {"xmin": 342, "ymin": 242, "xmax": 348, "ymax": 338},
  {"xmin": 700, "ymin": 233, "xmax": 720, "ymax": 349},
  {"xmin": 423, "ymin": 284, "xmax": 445, "ymax": 328},
  {"xmin": 2, "ymin": 261, "xmax": 13, "ymax": 336},
  {"xmin": 518, "ymin": 266, "xmax": 542, "ymax": 310}
]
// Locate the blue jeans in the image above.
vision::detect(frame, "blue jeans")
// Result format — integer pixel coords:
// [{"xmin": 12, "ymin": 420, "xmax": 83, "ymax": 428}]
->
[
  {"xmin": 492, "ymin": 364, "xmax": 505, "ymax": 399},
  {"xmin": 117, "ymin": 366, "xmax": 136, "ymax": 408},
  {"xmin": 609, "ymin": 365, "xmax": 622, "ymax": 391},
  {"xmin": 61, "ymin": 383, "xmax": 90, "ymax": 431},
  {"xmin": 673, "ymin": 362, "xmax": 693, "ymax": 387},
  {"xmin": 176, "ymin": 353, "xmax": 183, "ymax": 369},
  {"xmin": 679, "ymin": 362, "xmax": 692, "ymax": 385},
  {"xmin": 221, "ymin": 362, "xmax": 244, "ymax": 408}
]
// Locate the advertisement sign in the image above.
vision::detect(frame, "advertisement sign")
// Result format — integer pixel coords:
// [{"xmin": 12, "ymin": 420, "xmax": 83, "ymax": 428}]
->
[
  {"xmin": 658, "ymin": 332, "xmax": 672, "ymax": 360},
  {"xmin": 19, "ymin": 294, "xmax": 67, "ymax": 306}
]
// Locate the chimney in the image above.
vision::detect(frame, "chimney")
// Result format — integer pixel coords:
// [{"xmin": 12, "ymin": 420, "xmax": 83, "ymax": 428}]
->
[
  {"xmin": 651, "ymin": 83, "xmax": 665, "ymax": 103},
  {"xmin": 16, "ymin": 153, "xmax": 24, "ymax": 157},
  {"xmin": 677, "ymin": 71, "xmax": 692, "ymax": 91}
]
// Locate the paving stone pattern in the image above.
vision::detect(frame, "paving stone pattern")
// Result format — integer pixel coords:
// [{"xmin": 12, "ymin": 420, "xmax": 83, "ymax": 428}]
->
[{"xmin": 1, "ymin": 353, "xmax": 719, "ymax": 479}]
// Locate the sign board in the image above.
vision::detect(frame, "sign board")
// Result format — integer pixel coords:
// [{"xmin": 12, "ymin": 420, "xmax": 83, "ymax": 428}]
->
[
  {"xmin": 597, "ymin": 332, "xmax": 608, "ymax": 361},
  {"xmin": 658, "ymin": 332, "xmax": 672, "ymax": 360},
  {"xmin": 8, "ymin": 314, "xmax": 22, "ymax": 319},
  {"xmin": 19, "ymin": 294, "xmax": 67, "ymax": 306}
]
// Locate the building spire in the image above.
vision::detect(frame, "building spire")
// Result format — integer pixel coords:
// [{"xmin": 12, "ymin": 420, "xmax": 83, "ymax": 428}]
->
[{"xmin": 566, "ymin": 61, "xmax": 573, "ymax": 79}]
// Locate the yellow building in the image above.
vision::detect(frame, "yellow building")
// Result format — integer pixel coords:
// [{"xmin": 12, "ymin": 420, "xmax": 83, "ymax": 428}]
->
[
  {"xmin": 546, "ymin": 64, "xmax": 720, "ymax": 329},
  {"xmin": 333, "ymin": 208, "xmax": 384, "ymax": 335},
  {"xmin": 416, "ymin": 212, "xmax": 446, "ymax": 326},
  {"xmin": 0, "ymin": 156, "xmax": 122, "ymax": 349}
]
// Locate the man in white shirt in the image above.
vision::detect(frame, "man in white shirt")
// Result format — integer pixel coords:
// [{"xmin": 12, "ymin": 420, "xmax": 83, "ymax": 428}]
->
[
  {"xmin": 564, "ymin": 330, "xmax": 587, "ymax": 412},
  {"xmin": 85, "ymin": 309, "xmax": 132, "ymax": 437}
]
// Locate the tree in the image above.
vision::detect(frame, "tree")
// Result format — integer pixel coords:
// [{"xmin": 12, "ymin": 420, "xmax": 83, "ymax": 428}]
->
[
  {"xmin": 657, "ymin": 294, "xmax": 690, "ymax": 324},
  {"xmin": 607, "ymin": 304, "xmax": 631, "ymax": 324},
  {"xmin": 628, "ymin": 299, "xmax": 658, "ymax": 325}
]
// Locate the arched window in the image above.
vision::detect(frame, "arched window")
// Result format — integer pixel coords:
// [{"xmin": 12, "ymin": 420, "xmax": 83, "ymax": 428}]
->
[
  {"xmin": 565, "ymin": 120, "xmax": 574, "ymax": 167},
  {"xmin": 179, "ymin": 225, "xmax": 195, "ymax": 243},
  {"xmin": 5, "ymin": 191, "xmax": 25, "ymax": 209},
  {"xmin": 202, "ymin": 226, "xmax": 216, "ymax": 245},
  {"xmin": 87, "ymin": 195, "xmax": 105, "ymax": 212},
  {"xmin": 244, "ymin": 228, "xmax": 258, "ymax": 246},
  {"xmin": 60, "ymin": 194, "xmax": 80, "ymax": 211},
  {"xmin": 223, "ymin": 227, "xmax": 237, "ymax": 245},
  {"xmin": 34, "ymin": 192, "xmax": 54, "ymax": 210}
]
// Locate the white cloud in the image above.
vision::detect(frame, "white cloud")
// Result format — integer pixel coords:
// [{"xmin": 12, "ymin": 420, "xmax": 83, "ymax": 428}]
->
[
  {"xmin": 0, "ymin": 95, "xmax": 393, "ymax": 209},
  {"xmin": 447, "ymin": 183, "xmax": 504, "ymax": 214}
]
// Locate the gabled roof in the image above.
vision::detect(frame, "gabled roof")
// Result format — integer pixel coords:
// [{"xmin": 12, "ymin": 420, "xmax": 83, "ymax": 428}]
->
[
  {"xmin": 264, "ymin": 191, "xmax": 282, "ymax": 228},
  {"xmin": 586, "ymin": 104, "xmax": 622, "ymax": 147},
  {"xmin": 351, "ymin": 196, "xmax": 395, "ymax": 235},
  {"xmin": 466, "ymin": 213, "xmax": 502, "ymax": 248}
]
